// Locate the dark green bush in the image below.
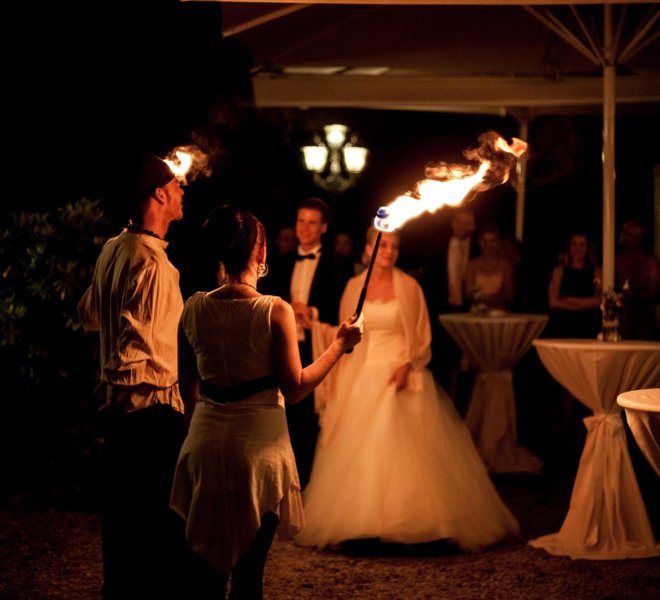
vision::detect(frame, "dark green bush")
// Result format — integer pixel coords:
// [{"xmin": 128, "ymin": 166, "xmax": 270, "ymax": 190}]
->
[{"xmin": 0, "ymin": 198, "xmax": 110, "ymax": 507}]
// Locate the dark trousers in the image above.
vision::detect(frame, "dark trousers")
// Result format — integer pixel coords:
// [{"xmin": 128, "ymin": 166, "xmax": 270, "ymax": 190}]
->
[
  {"xmin": 285, "ymin": 337, "xmax": 319, "ymax": 489},
  {"xmin": 100, "ymin": 403, "xmax": 186, "ymax": 600}
]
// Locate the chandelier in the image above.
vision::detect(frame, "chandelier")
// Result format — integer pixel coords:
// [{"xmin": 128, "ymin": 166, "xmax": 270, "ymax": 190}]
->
[{"xmin": 301, "ymin": 124, "xmax": 368, "ymax": 193}]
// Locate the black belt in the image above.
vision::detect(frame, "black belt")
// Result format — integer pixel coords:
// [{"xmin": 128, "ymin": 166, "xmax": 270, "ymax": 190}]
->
[{"xmin": 200, "ymin": 375, "xmax": 277, "ymax": 404}]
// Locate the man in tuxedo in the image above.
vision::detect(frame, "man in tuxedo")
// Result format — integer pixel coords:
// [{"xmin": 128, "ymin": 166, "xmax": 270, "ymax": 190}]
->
[
  {"xmin": 422, "ymin": 206, "xmax": 477, "ymax": 410},
  {"xmin": 266, "ymin": 197, "xmax": 353, "ymax": 487}
]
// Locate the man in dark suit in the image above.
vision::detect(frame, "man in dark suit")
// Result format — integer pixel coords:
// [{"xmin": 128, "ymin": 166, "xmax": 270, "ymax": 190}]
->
[
  {"xmin": 266, "ymin": 197, "xmax": 353, "ymax": 488},
  {"xmin": 421, "ymin": 206, "xmax": 477, "ymax": 412}
]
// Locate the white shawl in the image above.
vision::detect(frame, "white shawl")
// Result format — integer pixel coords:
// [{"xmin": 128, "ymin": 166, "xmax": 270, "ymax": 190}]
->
[{"xmin": 312, "ymin": 267, "xmax": 432, "ymax": 418}]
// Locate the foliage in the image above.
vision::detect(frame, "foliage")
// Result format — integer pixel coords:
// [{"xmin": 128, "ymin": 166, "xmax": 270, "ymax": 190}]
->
[
  {"xmin": 0, "ymin": 198, "xmax": 108, "ymax": 389},
  {"xmin": 0, "ymin": 198, "xmax": 110, "ymax": 504}
]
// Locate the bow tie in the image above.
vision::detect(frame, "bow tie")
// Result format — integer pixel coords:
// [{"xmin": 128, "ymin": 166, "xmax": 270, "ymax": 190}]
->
[{"xmin": 296, "ymin": 253, "xmax": 317, "ymax": 261}]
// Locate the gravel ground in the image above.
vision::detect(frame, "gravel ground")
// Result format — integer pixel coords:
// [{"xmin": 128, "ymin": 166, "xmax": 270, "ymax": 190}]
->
[{"xmin": 2, "ymin": 454, "xmax": 659, "ymax": 600}]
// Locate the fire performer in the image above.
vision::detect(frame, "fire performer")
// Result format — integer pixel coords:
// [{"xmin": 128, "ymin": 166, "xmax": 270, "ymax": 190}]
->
[
  {"xmin": 169, "ymin": 205, "xmax": 362, "ymax": 599},
  {"xmin": 78, "ymin": 152, "xmax": 190, "ymax": 599}
]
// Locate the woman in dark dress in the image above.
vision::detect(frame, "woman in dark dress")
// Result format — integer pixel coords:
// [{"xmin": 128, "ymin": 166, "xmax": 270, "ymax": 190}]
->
[
  {"xmin": 547, "ymin": 232, "xmax": 602, "ymax": 339},
  {"xmin": 545, "ymin": 232, "xmax": 603, "ymax": 432}
]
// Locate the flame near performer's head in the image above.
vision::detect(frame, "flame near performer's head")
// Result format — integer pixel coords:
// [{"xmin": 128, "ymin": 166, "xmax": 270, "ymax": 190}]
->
[
  {"xmin": 164, "ymin": 144, "xmax": 212, "ymax": 186},
  {"xmin": 374, "ymin": 131, "xmax": 527, "ymax": 232}
]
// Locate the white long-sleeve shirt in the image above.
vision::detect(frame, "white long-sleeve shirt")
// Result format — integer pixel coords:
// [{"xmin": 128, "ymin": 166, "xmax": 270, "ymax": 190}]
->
[{"xmin": 78, "ymin": 230, "xmax": 184, "ymax": 412}]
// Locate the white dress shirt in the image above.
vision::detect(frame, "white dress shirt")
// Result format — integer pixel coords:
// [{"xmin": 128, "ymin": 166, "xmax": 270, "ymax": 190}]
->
[
  {"xmin": 291, "ymin": 244, "xmax": 321, "ymax": 340},
  {"xmin": 447, "ymin": 237, "xmax": 470, "ymax": 307},
  {"xmin": 77, "ymin": 230, "xmax": 184, "ymax": 412}
]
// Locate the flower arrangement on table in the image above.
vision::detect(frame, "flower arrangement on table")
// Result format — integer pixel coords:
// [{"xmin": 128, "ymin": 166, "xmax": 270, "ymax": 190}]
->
[
  {"xmin": 468, "ymin": 286, "xmax": 506, "ymax": 317},
  {"xmin": 468, "ymin": 286, "xmax": 488, "ymax": 315},
  {"xmin": 598, "ymin": 286, "xmax": 625, "ymax": 342}
]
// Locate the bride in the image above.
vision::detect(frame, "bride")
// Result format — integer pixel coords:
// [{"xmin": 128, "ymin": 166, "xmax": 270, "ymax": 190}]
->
[{"xmin": 295, "ymin": 227, "xmax": 520, "ymax": 551}]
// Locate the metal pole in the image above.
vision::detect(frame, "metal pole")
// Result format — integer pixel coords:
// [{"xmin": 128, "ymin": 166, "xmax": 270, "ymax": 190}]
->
[
  {"xmin": 345, "ymin": 229, "xmax": 382, "ymax": 354},
  {"xmin": 354, "ymin": 230, "xmax": 382, "ymax": 317},
  {"xmin": 602, "ymin": 4, "xmax": 616, "ymax": 293},
  {"xmin": 515, "ymin": 116, "xmax": 529, "ymax": 242}
]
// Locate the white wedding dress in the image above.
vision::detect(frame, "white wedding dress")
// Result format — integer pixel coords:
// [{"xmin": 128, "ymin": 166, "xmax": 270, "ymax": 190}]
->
[{"xmin": 295, "ymin": 292, "xmax": 520, "ymax": 551}]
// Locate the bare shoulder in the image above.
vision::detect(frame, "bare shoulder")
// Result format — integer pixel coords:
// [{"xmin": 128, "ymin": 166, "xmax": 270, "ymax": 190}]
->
[{"xmin": 271, "ymin": 297, "xmax": 294, "ymax": 324}]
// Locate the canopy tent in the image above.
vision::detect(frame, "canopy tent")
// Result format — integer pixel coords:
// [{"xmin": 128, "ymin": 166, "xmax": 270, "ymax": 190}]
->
[
  {"xmin": 191, "ymin": 1, "xmax": 660, "ymax": 292},
  {"xmin": 215, "ymin": 1, "xmax": 660, "ymax": 117}
]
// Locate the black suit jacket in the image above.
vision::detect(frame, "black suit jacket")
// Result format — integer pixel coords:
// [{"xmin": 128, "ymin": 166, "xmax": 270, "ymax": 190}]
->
[{"xmin": 265, "ymin": 248, "xmax": 354, "ymax": 325}]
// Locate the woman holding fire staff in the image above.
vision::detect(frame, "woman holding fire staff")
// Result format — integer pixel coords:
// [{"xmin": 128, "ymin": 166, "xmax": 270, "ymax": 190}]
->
[
  {"xmin": 169, "ymin": 205, "xmax": 362, "ymax": 599},
  {"xmin": 295, "ymin": 226, "xmax": 520, "ymax": 551}
]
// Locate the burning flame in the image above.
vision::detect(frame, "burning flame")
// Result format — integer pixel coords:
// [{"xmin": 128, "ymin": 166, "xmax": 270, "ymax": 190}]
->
[
  {"xmin": 374, "ymin": 131, "xmax": 528, "ymax": 232},
  {"xmin": 164, "ymin": 144, "xmax": 212, "ymax": 185},
  {"xmin": 164, "ymin": 151, "xmax": 192, "ymax": 180}
]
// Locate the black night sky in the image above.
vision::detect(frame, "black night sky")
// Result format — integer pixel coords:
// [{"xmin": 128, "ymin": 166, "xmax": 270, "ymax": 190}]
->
[{"xmin": 9, "ymin": 1, "xmax": 660, "ymax": 292}]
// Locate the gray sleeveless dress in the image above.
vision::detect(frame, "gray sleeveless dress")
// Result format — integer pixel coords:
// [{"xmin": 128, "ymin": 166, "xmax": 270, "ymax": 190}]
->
[{"xmin": 170, "ymin": 293, "xmax": 303, "ymax": 575}]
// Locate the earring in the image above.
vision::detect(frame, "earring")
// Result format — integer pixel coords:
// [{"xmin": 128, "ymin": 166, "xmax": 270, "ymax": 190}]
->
[{"xmin": 257, "ymin": 262, "xmax": 269, "ymax": 279}]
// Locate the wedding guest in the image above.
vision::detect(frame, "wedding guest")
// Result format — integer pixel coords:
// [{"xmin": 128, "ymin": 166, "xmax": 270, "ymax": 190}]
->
[
  {"xmin": 547, "ymin": 231, "xmax": 602, "ymax": 339},
  {"xmin": 334, "ymin": 230, "xmax": 365, "ymax": 275},
  {"xmin": 614, "ymin": 219, "xmax": 660, "ymax": 534},
  {"xmin": 546, "ymin": 231, "xmax": 602, "ymax": 433},
  {"xmin": 333, "ymin": 230, "xmax": 354, "ymax": 259},
  {"xmin": 170, "ymin": 205, "xmax": 362, "ymax": 599},
  {"xmin": 264, "ymin": 197, "xmax": 354, "ymax": 488},
  {"xmin": 420, "ymin": 206, "xmax": 478, "ymax": 338},
  {"xmin": 295, "ymin": 227, "xmax": 520, "ymax": 551},
  {"xmin": 273, "ymin": 225, "xmax": 297, "ymax": 257},
  {"xmin": 615, "ymin": 220, "xmax": 660, "ymax": 340},
  {"xmin": 464, "ymin": 223, "xmax": 514, "ymax": 310},
  {"xmin": 421, "ymin": 206, "xmax": 477, "ymax": 405}
]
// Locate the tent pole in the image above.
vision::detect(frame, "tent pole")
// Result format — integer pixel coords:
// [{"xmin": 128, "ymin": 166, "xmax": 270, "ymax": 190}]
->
[
  {"xmin": 515, "ymin": 115, "xmax": 529, "ymax": 242},
  {"xmin": 602, "ymin": 3, "xmax": 616, "ymax": 293}
]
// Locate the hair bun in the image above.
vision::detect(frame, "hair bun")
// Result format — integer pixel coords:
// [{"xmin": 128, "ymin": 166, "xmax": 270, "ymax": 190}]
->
[{"xmin": 202, "ymin": 204, "xmax": 260, "ymax": 274}]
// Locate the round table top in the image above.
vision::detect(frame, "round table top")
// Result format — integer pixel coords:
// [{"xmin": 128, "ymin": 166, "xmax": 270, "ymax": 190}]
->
[
  {"xmin": 533, "ymin": 338, "xmax": 660, "ymax": 352},
  {"xmin": 617, "ymin": 388, "xmax": 660, "ymax": 412},
  {"xmin": 438, "ymin": 312, "xmax": 548, "ymax": 324}
]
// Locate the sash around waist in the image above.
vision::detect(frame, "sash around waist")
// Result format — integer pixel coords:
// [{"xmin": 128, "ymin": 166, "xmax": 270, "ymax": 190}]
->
[{"xmin": 200, "ymin": 375, "xmax": 278, "ymax": 404}]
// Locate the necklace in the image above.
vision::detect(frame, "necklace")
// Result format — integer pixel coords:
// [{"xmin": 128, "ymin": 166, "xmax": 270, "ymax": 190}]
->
[
  {"xmin": 126, "ymin": 222, "xmax": 163, "ymax": 240},
  {"xmin": 223, "ymin": 280, "xmax": 257, "ymax": 291}
]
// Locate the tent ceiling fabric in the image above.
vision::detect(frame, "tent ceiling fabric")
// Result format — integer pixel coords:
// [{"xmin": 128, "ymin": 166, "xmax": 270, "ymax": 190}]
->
[
  {"xmin": 206, "ymin": 1, "xmax": 660, "ymax": 115},
  {"xmin": 214, "ymin": 1, "xmax": 651, "ymax": 5}
]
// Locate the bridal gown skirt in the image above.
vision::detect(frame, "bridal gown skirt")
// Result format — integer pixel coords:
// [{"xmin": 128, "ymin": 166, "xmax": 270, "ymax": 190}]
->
[{"xmin": 295, "ymin": 300, "xmax": 520, "ymax": 551}]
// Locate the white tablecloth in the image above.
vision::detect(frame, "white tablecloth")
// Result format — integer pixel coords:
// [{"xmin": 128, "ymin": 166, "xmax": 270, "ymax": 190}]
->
[
  {"xmin": 531, "ymin": 339, "xmax": 660, "ymax": 560},
  {"xmin": 438, "ymin": 313, "xmax": 548, "ymax": 474},
  {"xmin": 618, "ymin": 388, "xmax": 660, "ymax": 478}
]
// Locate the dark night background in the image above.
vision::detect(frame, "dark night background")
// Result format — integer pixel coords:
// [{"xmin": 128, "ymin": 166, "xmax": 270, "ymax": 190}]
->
[
  {"xmin": 11, "ymin": 1, "xmax": 659, "ymax": 254},
  {"xmin": 3, "ymin": 1, "xmax": 659, "ymax": 505}
]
